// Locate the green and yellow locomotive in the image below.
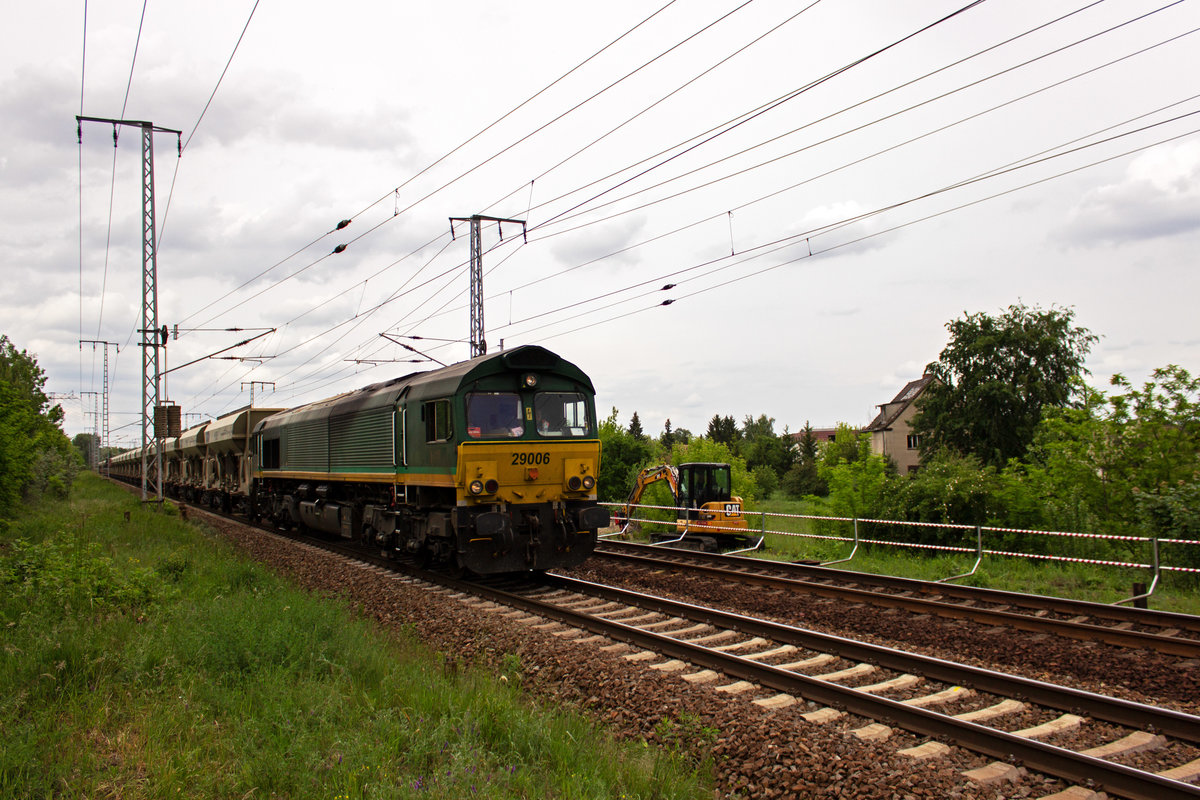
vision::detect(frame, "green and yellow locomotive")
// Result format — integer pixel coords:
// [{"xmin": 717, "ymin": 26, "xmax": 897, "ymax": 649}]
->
[{"xmin": 252, "ymin": 345, "xmax": 608, "ymax": 573}]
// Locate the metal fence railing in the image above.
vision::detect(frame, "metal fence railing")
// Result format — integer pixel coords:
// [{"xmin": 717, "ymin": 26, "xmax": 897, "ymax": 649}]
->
[{"xmin": 601, "ymin": 502, "xmax": 1200, "ymax": 606}]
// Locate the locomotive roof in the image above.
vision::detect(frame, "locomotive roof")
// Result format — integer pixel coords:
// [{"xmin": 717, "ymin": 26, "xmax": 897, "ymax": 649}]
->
[{"xmin": 255, "ymin": 345, "xmax": 591, "ymax": 434}]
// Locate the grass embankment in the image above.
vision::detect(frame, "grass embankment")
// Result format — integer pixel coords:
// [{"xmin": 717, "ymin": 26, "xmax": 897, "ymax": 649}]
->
[
  {"xmin": 1, "ymin": 474, "xmax": 712, "ymax": 799},
  {"xmin": 746, "ymin": 497, "xmax": 1200, "ymax": 615}
]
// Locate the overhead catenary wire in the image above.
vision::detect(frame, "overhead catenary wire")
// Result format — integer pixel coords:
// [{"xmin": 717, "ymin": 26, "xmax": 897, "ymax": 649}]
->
[
  {"xmin": 155, "ymin": 1, "xmax": 1193, "ymax": 423},
  {"xmin": 174, "ymin": 0, "xmax": 684, "ymax": 331},
  {"xmin": 248, "ymin": 95, "xmax": 1200, "ymax": 402},
  {"xmin": 173, "ymin": 0, "xmax": 979, "ymax": 365},
  {"xmin": 492, "ymin": 114, "xmax": 1200, "ymax": 347},
  {"xmin": 157, "ymin": 0, "xmax": 263, "ymax": 260},
  {"xmin": 526, "ymin": 0, "xmax": 991, "ymax": 235},
  {"xmin": 524, "ymin": 12, "xmax": 1199, "ymax": 252},
  {"xmin": 370, "ymin": 6, "xmax": 1195, "ymax": 341},
  {"xmin": 180, "ymin": 0, "xmax": 996, "ymax": 396}
]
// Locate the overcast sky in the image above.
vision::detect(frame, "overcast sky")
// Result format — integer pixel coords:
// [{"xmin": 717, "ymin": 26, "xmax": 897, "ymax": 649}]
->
[{"xmin": 3, "ymin": 0, "xmax": 1198, "ymax": 447}]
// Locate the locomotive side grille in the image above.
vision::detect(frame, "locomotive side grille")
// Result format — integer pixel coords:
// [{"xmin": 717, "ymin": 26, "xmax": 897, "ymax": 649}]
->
[
  {"xmin": 287, "ymin": 418, "xmax": 329, "ymax": 471},
  {"xmin": 330, "ymin": 408, "xmax": 393, "ymax": 470}
]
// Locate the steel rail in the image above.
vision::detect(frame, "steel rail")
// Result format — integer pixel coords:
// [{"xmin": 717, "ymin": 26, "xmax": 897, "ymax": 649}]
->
[
  {"xmin": 595, "ymin": 545, "xmax": 1200, "ymax": 658},
  {"xmin": 456, "ymin": 573, "xmax": 1200, "ymax": 800},
  {"xmin": 596, "ymin": 540, "xmax": 1200, "ymax": 635},
  {"xmin": 535, "ymin": 574, "xmax": 1200, "ymax": 743},
  {"xmin": 598, "ymin": 539, "xmax": 1200, "ymax": 630}
]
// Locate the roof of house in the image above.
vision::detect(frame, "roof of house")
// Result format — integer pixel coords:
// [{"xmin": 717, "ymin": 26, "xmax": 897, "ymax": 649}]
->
[
  {"xmin": 863, "ymin": 374, "xmax": 935, "ymax": 433},
  {"xmin": 786, "ymin": 427, "xmax": 839, "ymax": 443}
]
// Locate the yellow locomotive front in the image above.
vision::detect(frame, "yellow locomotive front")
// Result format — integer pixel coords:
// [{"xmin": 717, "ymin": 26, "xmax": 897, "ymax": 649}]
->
[{"xmin": 452, "ymin": 385, "xmax": 606, "ymax": 572}]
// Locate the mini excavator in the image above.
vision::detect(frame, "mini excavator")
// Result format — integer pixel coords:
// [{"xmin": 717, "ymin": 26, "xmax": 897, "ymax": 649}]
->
[{"xmin": 613, "ymin": 462, "xmax": 760, "ymax": 552}]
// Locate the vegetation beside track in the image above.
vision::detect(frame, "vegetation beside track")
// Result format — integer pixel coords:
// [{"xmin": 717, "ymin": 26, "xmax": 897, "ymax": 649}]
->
[
  {"xmin": 616, "ymin": 494, "xmax": 1200, "ymax": 615},
  {"xmin": 1, "ymin": 473, "xmax": 711, "ymax": 799}
]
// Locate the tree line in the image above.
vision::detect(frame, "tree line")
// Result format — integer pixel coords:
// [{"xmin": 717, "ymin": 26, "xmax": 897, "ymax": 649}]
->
[
  {"xmin": 0, "ymin": 336, "xmax": 79, "ymax": 520},
  {"xmin": 597, "ymin": 408, "xmax": 804, "ymax": 505},
  {"xmin": 598, "ymin": 303, "xmax": 1199, "ymax": 561}
]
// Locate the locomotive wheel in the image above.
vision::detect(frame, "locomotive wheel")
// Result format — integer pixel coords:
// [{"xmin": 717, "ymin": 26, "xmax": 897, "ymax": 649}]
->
[{"xmin": 445, "ymin": 554, "xmax": 466, "ymax": 580}]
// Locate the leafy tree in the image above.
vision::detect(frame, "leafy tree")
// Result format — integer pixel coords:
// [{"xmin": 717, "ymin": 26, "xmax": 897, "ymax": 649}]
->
[
  {"xmin": 706, "ymin": 414, "xmax": 739, "ymax": 447},
  {"xmin": 912, "ymin": 303, "xmax": 1097, "ymax": 468},
  {"xmin": 751, "ymin": 465, "xmax": 779, "ymax": 498},
  {"xmin": 0, "ymin": 381, "xmax": 38, "ymax": 512},
  {"xmin": 73, "ymin": 433, "xmax": 97, "ymax": 469},
  {"xmin": 820, "ymin": 423, "xmax": 869, "ymax": 470},
  {"xmin": 663, "ymin": 437, "xmax": 757, "ymax": 504},
  {"xmin": 1015, "ymin": 365, "xmax": 1200, "ymax": 543},
  {"xmin": 739, "ymin": 414, "xmax": 795, "ymax": 483},
  {"xmin": 880, "ymin": 451, "xmax": 1001, "ymax": 529},
  {"xmin": 0, "ymin": 336, "xmax": 78, "ymax": 515},
  {"xmin": 815, "ymin": 427, "xmax": 889, "ymax": 519},
  {"xmin": 597, "ymin": 408, "xmax": 655, "ymax": 502},
  {"xmin": 783, "ymin": 421, "xmax": 827, "ymax": 497}
]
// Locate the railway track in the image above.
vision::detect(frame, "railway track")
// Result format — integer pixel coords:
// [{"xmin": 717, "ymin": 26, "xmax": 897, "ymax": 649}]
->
[
  {"xmin": 294, "ymin": 534, "xmax": 1200, "ymax": 798},
  {"xmin": 593, "ymin": 539, "xmax": 1200, "ymax": 658},
  {"xmin": 179, "ymin": 499, "xmax": 1200, "ymax": 799},
  {"xmin": 464, "ymin": 574, "xmax": 1200, "ymax": 800}
]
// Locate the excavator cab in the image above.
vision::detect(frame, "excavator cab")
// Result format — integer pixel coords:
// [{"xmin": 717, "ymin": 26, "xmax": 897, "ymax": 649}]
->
[
  {"xmin": 676, "ymin": 462, "xmax": 733, "ymax": 516},
  {"xmin": 615, "ymin": 461, "xmax": 755, "ymax": 552}
]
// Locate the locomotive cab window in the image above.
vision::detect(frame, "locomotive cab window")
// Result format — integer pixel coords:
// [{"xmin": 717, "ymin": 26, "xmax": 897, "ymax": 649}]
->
[
  {"xmin": 465, "ymin": 392, "xmax": 524, "ymax": 438},
  {"xmin": 534, "ymin": 392, "xmax": 590, "ymax": 437},
  {"xmin": 423, "ymin": 399, "xmax": 453, "ymax": 442},
  {"xmin": 261, "ymin": 437, "xmax": 281, "ymax": 469}
]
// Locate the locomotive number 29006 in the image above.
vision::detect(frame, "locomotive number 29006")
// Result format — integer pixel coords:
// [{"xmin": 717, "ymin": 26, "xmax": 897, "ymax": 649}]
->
[{"xmin": 511, "ymin": 451, "xmax": 551, "ymax": 466}]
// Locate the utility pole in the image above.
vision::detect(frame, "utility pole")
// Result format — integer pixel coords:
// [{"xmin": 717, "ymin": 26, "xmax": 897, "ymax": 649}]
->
[
  {"xmin": 80, "ymin": 340, "xmax": 118, "ymax": 471},
  {"xmin": 448, "ymin": 215, "xmax": 526, "ymax": 358},
  {"xmin": 80, "ymin": 391, "xmax": 100, "ymax": 469},
  {"xmin": 240, "ymin": 382, "xmax": 274, "ymax": 480},
  {"xmin": 241, "ymin": 381, "xmax": 275, "ymax": 408},
  {"xmin": 78, "ymin": 116, "xmax": 181, "ymax": 503}
]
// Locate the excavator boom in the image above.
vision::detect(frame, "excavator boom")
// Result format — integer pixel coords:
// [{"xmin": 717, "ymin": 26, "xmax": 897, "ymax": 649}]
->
[{"xmin": 613, "ymin": 462, "xmax": 753, "ymax": 552}]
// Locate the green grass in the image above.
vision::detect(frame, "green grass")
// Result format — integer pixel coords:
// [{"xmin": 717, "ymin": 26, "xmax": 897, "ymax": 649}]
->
[{"xmin": 1, "ymin": 474, "xmax": 713, "ymax": 799}]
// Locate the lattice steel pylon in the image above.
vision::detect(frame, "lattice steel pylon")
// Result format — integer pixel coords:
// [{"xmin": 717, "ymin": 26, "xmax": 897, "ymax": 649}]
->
[
  {"xmin": 449, "ymin": 215, "xmax": 527, "ymax": 358},
  {"xmin": 77, "ymin": 116, "xmax": 180, "ymax": 501},
  {"xmin": 80, "ymin": 340, "xmax": 117, "ymax": 474},
  {"xmin": 139, "ymin": 123, "xmax": 162, "ymax": 502}
]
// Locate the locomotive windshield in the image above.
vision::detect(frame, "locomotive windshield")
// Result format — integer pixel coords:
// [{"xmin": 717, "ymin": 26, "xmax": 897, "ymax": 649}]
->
[
  {"xmin": 535, "ymin": 392, "xmax": 590, "ymax": 437},
  {"xmin": 466, "ymin": 392, "xmax": 524, "ymax": 438}
]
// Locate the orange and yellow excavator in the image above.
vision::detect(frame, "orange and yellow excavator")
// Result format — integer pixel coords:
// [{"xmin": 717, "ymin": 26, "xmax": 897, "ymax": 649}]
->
[{"xmin": 613, "ymin": 462, "xmax": 759, "ymax": 552}]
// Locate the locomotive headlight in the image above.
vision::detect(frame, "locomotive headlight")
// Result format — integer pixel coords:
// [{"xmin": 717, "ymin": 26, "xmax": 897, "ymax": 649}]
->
[
  {"xmin": 567, "ymin": 476, "xmax": 582, "ymax": 491},
  {"xmin": 581, "ymin": 475, "xmax": 595, "ymax": 490},
  {"xmin": 469, "ymin": 480, "xmax": 485, "ymax": 495},
  {"xmin": 522, "ymin": 373, "xmax": 539, "ymax": 388},
  {"xmin": 484, "ymin": 479, "xmax": 499, "ymax": 494}
]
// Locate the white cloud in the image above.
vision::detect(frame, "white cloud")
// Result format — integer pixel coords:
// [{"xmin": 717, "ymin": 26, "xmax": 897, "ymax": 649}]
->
[
  {"xmin": 1056, "ymin": 139, "xmax": 1200, "ymax": 247},
  {"xmin": 2, "ymin": 0, "xmax": 1198, "ymax": 443}
]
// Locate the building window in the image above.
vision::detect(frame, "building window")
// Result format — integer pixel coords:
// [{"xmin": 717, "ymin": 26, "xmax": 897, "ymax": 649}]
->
[{"xmin": 906, "ymin": 434, "xmax": 921, "ymax": 450}]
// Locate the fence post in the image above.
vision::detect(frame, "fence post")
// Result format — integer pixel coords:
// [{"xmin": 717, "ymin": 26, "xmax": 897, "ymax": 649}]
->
[
  {"xmin": 1118, "ymin": 537, "xmax": 1160, "ymax": 607},
  {"xmin": 821, "ymin": 517, "xmax": 860, "ymax": 566},
  {"xmin": 938, "ymin": 525, "xmax": 983, "ymax": 583}
]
